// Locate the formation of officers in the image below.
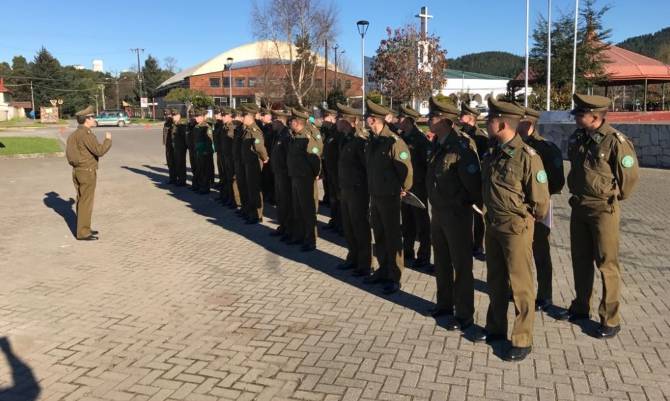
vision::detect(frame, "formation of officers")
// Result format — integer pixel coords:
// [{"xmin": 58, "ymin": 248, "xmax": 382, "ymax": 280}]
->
[{"xmin": 161, "ymin": 93, "xmax": 639, "ymax": 362}]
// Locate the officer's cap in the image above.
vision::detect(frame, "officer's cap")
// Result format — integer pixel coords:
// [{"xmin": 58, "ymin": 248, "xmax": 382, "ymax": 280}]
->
[
  {"xmin": 399, "ymin": 104, "xmax": 421, "ymax": 120},
  {"xmin": 336, "ymin": 102, "xmax": 363, "ymax": 119},
  {"xmin": 291, "ymin": 107, "xmax": 310, "ymax": 121},
  {"xmin": 460, "ymin": 102, "xmax": 481, "ymax": 117},
  {"xmin": 365, "ymin": 99, "xmax": 392, "ymax": 119},
  {"xmin": 523, "ymin": 106, "xmax": 541, "ymax": 122},
  {"xmin": 571, "ymin": 93, "xmax": 610, "ymax": 115},
  {"xmin": 487, "ymin": 98, "xmax": 525, "ymax": 119},
  {"xmin": 427, "ymin": 96, "xmax": 460, "ymax": 120},
  {"xmin": 75, "ymin": 105, "xmax": 95, "ymax": 117}
]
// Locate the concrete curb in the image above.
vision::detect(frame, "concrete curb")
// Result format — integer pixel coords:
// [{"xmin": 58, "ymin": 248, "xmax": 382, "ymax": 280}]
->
[{"xmin": 0, "ymin": 152, "xmax": 65, "ymax": 160}]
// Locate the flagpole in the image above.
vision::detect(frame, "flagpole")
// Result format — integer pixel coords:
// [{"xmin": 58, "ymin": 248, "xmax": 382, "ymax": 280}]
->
[
  {"xmin": 524, "ymin": 0, "xmax": 530, "ymax": 107},
  {"xmin": 571, "ymin": 0, "xmax": 579, "ymax": 108},
  {"xmin": 546, "ymin": 0, "xmax": 552, "ymax": 110}
]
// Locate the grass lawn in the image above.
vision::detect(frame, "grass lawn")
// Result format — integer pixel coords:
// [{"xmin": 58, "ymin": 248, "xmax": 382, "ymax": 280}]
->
[
  {"xmin": 0, "ymin": 119, "xmax": 69, "ymax": 128},
  {"xmin": 0, "ymin": 137, "xmax": 62, "ymax": 156}
]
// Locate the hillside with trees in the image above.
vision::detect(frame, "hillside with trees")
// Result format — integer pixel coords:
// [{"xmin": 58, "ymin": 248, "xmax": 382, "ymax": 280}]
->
[
  {"xmin": 447, "ymin": 51, "xmax": 524, "ymax": 78},
  {"xmin": 617, "ymin": 26, "xmax": 670, "ymax": 63}
]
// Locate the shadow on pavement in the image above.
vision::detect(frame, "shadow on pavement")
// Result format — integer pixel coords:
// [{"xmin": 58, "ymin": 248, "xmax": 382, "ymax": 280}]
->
[
  {"xmin": 43, "ymin": 191, "xmax": 76, "ymax": 238},
  {"xmin": 123, "ymin": 164, "xmax": 491, "ymax": 342},
  {"xmin": 0, "ymin": 337, "xmax": 41, "ymax": 401}
]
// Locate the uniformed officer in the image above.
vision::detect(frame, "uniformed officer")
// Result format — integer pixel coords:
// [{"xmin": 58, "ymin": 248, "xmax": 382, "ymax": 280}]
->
[
  {"xmin": 65, "ymin": 105, "xmax": 112, "ymax": 240},
  {"xmin": 424, "ymin": 97, "xmax": 483, "ymax": 338},
  {"xmin": 398, "ymin": 104, "xmax": 431, "ymax": 270},
  {"xmin": 219, "ymin": 107, "xmax": 237, "ymax": 207},
  {"xmin": 232, "ymin": 110, "xmax": 249, "ymax": 216},
  {"xmin": 336, "ymin": 103, "xmax": 372, "ymax": 276},
  {"xmin": 269, "ymin": 110, "xmax": 293, "ymax": 239},
  {"xmin": 241, "ymin": 103, "xmax": 269, "ymax": 224},
  {"xmin": 321, "ymin": 107, "xmax": 342, "ymax": 233},
  {"xmin": 193, "ymin": 108, "xmax": 214, "ymax": 194},
  {"xmin": 459, "ymin": 102, "xmax": 490, "ymax": 260},
  {"xmin": 163, "ymin": 109, "xmax": 176, "ymax": 184},
  {"xmin": 363, "ymin": 99, "xmax": 413, "ymax": 295},
  {"xmin": 287, "ymin": 107, "xmax": 323, "ymax": 252},
  {"xmin": 559, "ymin": 94, "xmax": 639, "ymax": 338},
  {"xmin": 518, "ymin": 107, "xmax": 566, "ymax": 312},
  {"xmin": 186, "ymin": 111, "xmax": 199, "ymax": 191},
  {"xmin": 260, "ymin": 108, "xmax": 275, "ymax": 205},
  {"xmin": 213, "ymin": 107, "xmax": 225, "ymax": 191},
  {"xmin": 482, "ymin": 98, "xmax": 549, "ymax": 361},
  {"xmin": 170, "ymin": 109, "xmax": 188, "ymax": 186}
]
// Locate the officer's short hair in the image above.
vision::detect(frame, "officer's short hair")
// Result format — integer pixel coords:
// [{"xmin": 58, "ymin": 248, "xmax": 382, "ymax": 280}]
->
[
  {"xmin": 76, "ymin": 115, "xmax": 88, "ymax": 124},
  {"xmin": 502, "ymin": 117, "xmax": 520, "ymax": 131}
]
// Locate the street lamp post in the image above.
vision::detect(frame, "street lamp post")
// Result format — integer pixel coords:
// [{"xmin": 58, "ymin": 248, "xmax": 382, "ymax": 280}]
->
[
  {"xmin": 226, "ymin": 57, "xmax": 234, "ymax": 108},
  {"xmin": 357, "ymin": 20, "xmax": 369, "ymax": 114}
]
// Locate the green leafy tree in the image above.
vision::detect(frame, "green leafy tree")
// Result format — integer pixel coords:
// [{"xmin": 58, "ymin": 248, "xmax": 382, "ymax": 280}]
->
[
  {"xmin": 165, "ymin": 88, "xmax": 213, "ymax": 109},
  {"xmin": 142, "ymin": 55, "xmax": 172, "ymax": 100},
  {"xmin": 31, "ymin": 47, "xmax": 63, "ymax": 108},
  {"xmin": 448, "ymin": 52, "xmax": 524, "ymax": 78},
  {"xmin": 326, "ymin": 86, "xmax": 346, "ymax": 109},
  {"xmin": 9, "ymin": 56, "xmax": 32, "ymax": 101},
  {"xmin": 369, "ymin": 24, "xmax": 448, "ymax": 104},
  {"xmin": 530, "ymin": 0, "xmax": 611, "ymax": 109}
]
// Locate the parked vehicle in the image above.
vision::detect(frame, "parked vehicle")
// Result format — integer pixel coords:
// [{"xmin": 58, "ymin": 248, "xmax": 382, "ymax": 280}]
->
[{"xmin": 95, "ymin": 110, "xmax": 131, "ymax": 127}]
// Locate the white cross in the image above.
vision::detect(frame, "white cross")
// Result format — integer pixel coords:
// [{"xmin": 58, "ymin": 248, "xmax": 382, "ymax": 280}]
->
[{"xmin": 415, "ymin": 6, "xmax": 433, "ymax": 37}]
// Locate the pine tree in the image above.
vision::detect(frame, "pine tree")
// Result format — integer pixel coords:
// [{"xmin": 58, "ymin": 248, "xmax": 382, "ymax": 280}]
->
[{"xmin": 31, "ymin": 47, "xmax": 62, "ymax": 108}]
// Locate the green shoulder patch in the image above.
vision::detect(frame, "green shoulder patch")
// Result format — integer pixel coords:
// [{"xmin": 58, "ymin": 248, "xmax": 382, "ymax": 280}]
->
[
  {"xmin": 399, "ymin": 151, "xmax": 409, "ymax": 160},
  {"xmin": 536, "ymin": 170, "xmax": 548, "ymax": 183},
  {"xmin": 254, "ymin": 138, "xmax": 260, "ymax": 144},
  {"xmin": 311, "ymin": 146, "xmax": 320, "ymax": 154},
  {"xmin": 621, "ymin": 155, "xmax": 635, "ymax": 168}
]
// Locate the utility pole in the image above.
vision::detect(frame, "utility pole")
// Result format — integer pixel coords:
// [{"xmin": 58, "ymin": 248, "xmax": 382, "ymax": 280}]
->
[
  {"xmin": 324, "ymin": 39, "xmax": 328, "ymax": 102},
  {"xmin": 333, "ymin": 44, "xmax": 338, "ymax": 90},
  {"xmin": 100, "ymin": 84, "xmax": 106, "ymax": 110},
  {"xmin": 29, "ymin": 80, "xmax": 35, "ymax": 118},
  {"xmin": 130, "ymin": 48, "xmax": 145, "ymax": 116},
  {"xmin": 115, "ymin": 77, "xmax": 120, "ymax": 110}
]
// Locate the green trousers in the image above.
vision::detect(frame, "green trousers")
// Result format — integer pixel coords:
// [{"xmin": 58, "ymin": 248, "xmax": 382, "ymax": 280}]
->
[
  {"xmin": 485, "ymin": 214, "xmax": 536, "ymax": 348},
  {"xmin": 569, "ymin": 202, "xmax": 622, "ymax": 327},
  {"xmin": 431, "ymin": 206, "xmax": 474, "ymax": 321}
]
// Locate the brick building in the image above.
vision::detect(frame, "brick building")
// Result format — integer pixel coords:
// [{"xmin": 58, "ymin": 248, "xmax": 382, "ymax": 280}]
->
[{"xmin": 156, "ymin": 41, "xmax": 362, "ymax": 108}]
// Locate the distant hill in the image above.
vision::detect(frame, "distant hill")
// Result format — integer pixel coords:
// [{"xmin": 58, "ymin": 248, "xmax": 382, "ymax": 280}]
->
[
  {"xmin": 448, "ymin": 51, "xmax": 524, "ymax": 79},
  {"xmin": 617, "ymin": 27, "xmax": 670, "ymax": 63}
]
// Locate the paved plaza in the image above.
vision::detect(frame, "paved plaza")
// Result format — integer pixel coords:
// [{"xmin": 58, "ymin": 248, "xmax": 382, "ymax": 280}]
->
[{"xmin": 0, "ymin": 126, "xmax": 669, "ymax": 401}]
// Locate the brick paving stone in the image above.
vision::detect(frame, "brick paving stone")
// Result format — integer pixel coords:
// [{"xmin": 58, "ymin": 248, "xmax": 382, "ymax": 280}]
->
[{"xmin": 0, "ymin": 127, "xmax": 669, "ymax": 401}]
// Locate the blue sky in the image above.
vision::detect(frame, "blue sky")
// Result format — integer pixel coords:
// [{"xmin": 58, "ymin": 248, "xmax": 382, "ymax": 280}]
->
[{"xmin": 0, "ymin": 0, "xmax": 668, "ymax": 76}]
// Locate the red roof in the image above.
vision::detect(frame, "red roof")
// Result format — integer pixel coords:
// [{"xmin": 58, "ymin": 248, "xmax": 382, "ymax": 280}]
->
[{"xmin": 603, "ymin": 45, "xmax": 670, "ymax": 81}]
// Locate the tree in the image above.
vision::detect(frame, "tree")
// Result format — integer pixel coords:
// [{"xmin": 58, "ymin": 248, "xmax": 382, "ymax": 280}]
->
[
  {"xmin": 448, "ymin": 52, "xmax": 524, "ymax": 78},
  {"xmin": 326, "ymin": 86, "xmax": 346, "ymax": 109},
  {"xmin": 252, "ymin": 0, "xmax": 337, "ymax": 106},
  {"xmin": 142, "ymin": 55, "xmax": 172, "ymax": 100},
  {"xmin": 530, "ymin": 0, "xmax": 612, "ymax": 109},
  {"xmin": 165, "ymin": 88, "xmax": 213, "ymax": 110},
  {"xmin": 9, "ymin": 56, "xmax": 32, "ymax": 101},
  {"xmin": 369, "ymin": 24, "xmax": 448, "ymax": 105},
  {"xmin": 163, "ymin": 57, "xmax": 179, "ymax": 73},
  {"xmin": 31, "ymin": 47, "xmax": 62, "ymax": 108}
]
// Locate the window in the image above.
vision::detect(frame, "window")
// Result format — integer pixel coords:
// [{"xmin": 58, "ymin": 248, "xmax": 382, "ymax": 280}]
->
[
  {"xmin": 345, "ymin": 80, "xmax": 351, "ymax": 89},
  {"xmin": 235, "ymin": 78, "xmax": 245, "ymax": 87},
  {"xmin": 223, "ymin": 77, "xmax": 230, "ymax": 88},
  {"xmin": 248, "ymin": 77, "xmax": 257, "ymax": 87},
  {"xmin": 209, "ymin": 78, "xmax": 220, "ymax": 87}
]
